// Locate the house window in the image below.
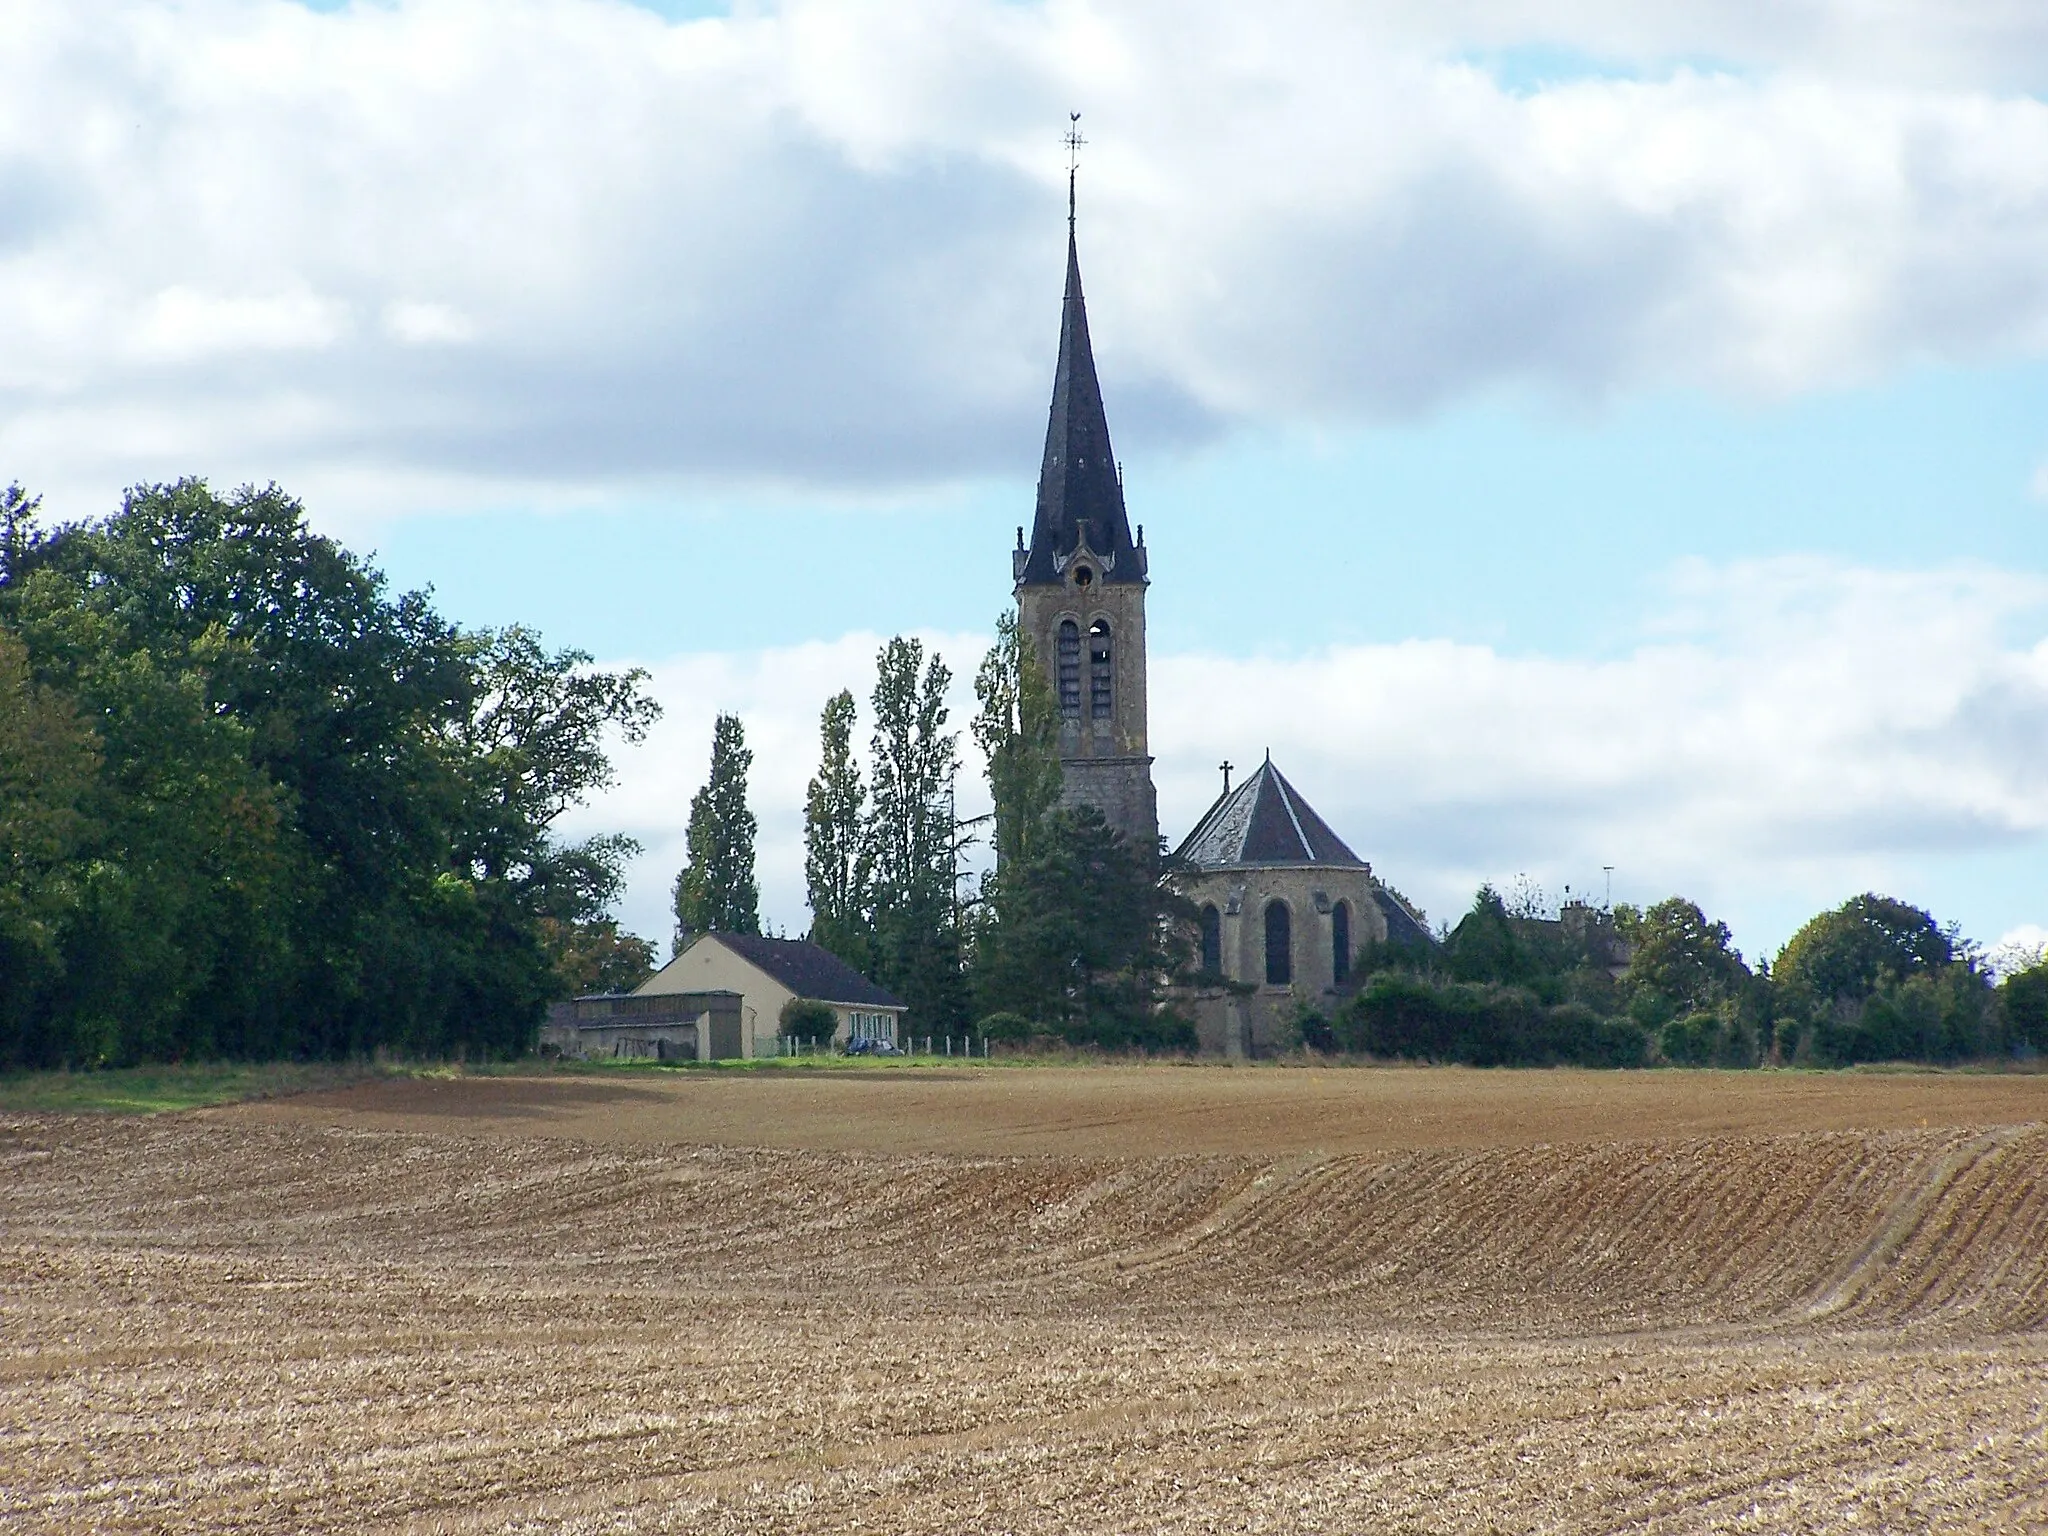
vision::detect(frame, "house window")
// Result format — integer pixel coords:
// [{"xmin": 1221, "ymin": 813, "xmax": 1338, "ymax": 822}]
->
[
  {"xmin": 1057, "ymin": 621, "xmax": 1081, "ymax": 716},
  {"xmin": 849, "ymin": 1011, "xmax": 895, "ymax": 1043},
  {"xmin": 1089, "ymin": 620, "xmax": 1113, "ymax": 718},
  {"xmin": 1332, "ymin": 900, "xmax": 1351, "ymax": 985},
  {"xmin": 1200, "ymin": 904, "xmax": 1222, "ymax": 975},
  {"xmin": 1265, "ymin": 900, "xmax": 1292, "ymax": 986}
]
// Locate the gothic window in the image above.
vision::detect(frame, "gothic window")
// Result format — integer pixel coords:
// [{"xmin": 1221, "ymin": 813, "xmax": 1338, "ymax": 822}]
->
[
  {"xmin": 1089, "ymin": 619, "xmax": 1113, "ymax": 718},
  {"xmin": 1200, "ymin": 904, "xmax": 1222, "ymax": 975},
  {"xmin": 1265, "ymin": 900, "xmax": 1292, "ymax": 986},
  {"xmin": 1332, "ymin": 901, "xmax": 1351, "ymax": 986},
  {"xmin": 1056, "ymin": 621, "xmax": 1081, "ymax": 716}
]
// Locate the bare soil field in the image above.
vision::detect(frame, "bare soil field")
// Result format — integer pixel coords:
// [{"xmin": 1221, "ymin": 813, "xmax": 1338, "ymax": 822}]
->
[
  {"xmin": 5, "ymin": 1067, "xmax": 2046, "ymax": 1532},
  {"xmin": 215, "ymin": 1061, "xmax": 2048, "ymax": 1156}
]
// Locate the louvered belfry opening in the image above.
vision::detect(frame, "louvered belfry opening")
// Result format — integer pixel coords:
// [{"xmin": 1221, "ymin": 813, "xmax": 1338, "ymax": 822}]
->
[
  {"xmin": 1088, "ymin": 620, "xmax": 1113, "ymax": 717},
  {"xmin": 1056, "ymin": 620, "xmax": 1082, "ymax": 716}
]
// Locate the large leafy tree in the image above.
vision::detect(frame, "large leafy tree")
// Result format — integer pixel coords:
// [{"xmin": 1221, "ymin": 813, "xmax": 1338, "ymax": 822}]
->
[
  {"xmin": 1619, "ymin": 898, "xmax": 1750, "ymax": 1014},
  {"xmin": 0, "ymin": 478, "xmax": 657, "ymax": 1066},
  {"xmin": 673, "ymin": 712, "xmax": 759, "ymax": 944},
  {"xmin": 1775, "ymin": 894, "xmax": 1956, "ymax": 1003},
  {"xmin": 802, "ymin": 689, "xmax": 872, "ymax": 968}
]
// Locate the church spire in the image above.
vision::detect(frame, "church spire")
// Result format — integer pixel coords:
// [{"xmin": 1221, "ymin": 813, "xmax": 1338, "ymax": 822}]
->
[{"xmin": 1015, "ymin": 123, "xmax": 1145, "ymax": 589}]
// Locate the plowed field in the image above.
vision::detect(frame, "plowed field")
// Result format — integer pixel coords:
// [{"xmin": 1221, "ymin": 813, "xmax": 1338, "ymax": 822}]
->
[{"xmin": 5, "ymin": 1067, "xmax": 2046, "ymax": 1532}]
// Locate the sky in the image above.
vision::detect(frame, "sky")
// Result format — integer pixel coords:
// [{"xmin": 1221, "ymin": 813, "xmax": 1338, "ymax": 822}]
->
[{"xmin": 3, "ymin": 0, "xmax": 2046, "ymax": 967}]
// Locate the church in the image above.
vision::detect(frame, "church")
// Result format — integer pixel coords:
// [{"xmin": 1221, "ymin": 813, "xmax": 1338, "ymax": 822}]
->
[{"xmin": 1010, "ymin": 196, "xmax": 1429, "ymax": 1057}]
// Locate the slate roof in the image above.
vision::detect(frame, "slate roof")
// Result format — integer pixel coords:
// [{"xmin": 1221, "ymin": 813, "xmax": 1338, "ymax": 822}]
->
[
  {"xmin": 1173, "ymin": 756, "xmax": 1368, "ymax": 872},
  {"xmin": 703, "ymin": 934, "xmax": 905, "ymax": 1010},
  {"xmin": 1373, "ymin": 888, "xmax": 1435, "ymax": 948},
  {"xmin": 1015, "ymin": 230, "xmax": 1147, "ymax": 587}
]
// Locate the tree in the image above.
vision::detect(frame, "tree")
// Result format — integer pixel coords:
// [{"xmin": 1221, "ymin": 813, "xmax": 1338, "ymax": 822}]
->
[
  {"xmin": 532, "ymin": 833, "xmax": 657, "ymax": 996},
  {"xmin": 866, "ymin": 637, "xmax": 966, "ymax": 1031},
  {"xmin": 2002, "ymin": 959, "xmax": 2048, "ymax": 1054},
  {"xmin": 1620, "ymin": 897, "xmax": 1750, "ymax": 1016},
  {"xmin": 1774, "ymin": 894, "xmax": 1993, "ymax": 1065},
  {"xmin": 803, "ymin": 689, "xmax": 872, "ymax": 968},
  {"xmin": 971, "ymin": 613, "xmax": 1062, "ymax": 872},
  {"xmin": 1444, "ymin": 886, "xmax": 1529, "ymax": 985},
  {"xmin": 0, "ymin": 625, "xmax": 100, "ymax": 1062},
  {"xmin": 1775, "ymin": 894, "xmax": 1955, "ymax": 1004},
  {"xmin": 674, "ymin": 713, "xmax": 760, "ymax": 945},
  {"xmin": 452, "ymin": 625, "xmax": 658, "ymax": 887},
  {"xmin": 0, "ymin": 478, "xmax": 656, "ymax": 1067},
  {"xmin": 972, "ymin": 805, "xmax": 1194, "ymax": 1048}
]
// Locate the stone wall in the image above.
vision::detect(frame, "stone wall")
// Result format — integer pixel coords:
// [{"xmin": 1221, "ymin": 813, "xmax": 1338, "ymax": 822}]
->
[{"xmin": 1175, "ymin": 866, "xmax": 1389, "ymax": 1057}]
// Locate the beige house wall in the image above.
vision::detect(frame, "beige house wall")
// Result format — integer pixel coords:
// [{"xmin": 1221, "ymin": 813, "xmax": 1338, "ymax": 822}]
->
[
  {"xmin": 636, "ymin": 936, "xmax": 905, "ymax": 1056},
  {"xmin": 638, "ymin": 939, "xmax": 793, "ymax": 1060}
]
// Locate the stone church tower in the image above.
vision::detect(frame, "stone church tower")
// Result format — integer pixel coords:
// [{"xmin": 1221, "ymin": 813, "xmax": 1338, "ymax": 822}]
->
[{"xmin": 1012, "ymin": 221, "xmax": 1159, "ymax": 850}]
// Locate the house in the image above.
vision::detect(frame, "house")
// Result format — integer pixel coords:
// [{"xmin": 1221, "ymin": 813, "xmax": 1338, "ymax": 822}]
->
[
  {"xmin": 636, "ymin": 933, "xmax": 906, "ymax": 1058},
  {"xmin": 540, "ymin": 990, "xmax": 741, "ymax": 1061}
]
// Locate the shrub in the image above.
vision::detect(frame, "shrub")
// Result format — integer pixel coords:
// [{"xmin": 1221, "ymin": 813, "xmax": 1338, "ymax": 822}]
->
[
  {"xmin": 976, "ymin": 1011, "xmax": 1042, "ymax": 1042},
  {"xmin": 778, "ymin": 997, "xmax": 838, "ymax": 1040},
  {"xmin": 1659, "ymin": 1012, "xmax": 1722, "ymax": 1067}
]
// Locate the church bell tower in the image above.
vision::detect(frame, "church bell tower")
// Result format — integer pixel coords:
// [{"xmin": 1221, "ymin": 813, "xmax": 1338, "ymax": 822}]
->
[{"xmin": 1012, "ymin": 144, "xmax": 1159, "ymax": 851}]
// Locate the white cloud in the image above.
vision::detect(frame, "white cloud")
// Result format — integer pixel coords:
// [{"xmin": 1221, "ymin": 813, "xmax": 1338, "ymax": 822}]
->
[
  {"xmin": 579, "ymin": 558, "xmax": 2048, "ymax": 959},
  {"xmin": 382, "ymin": 301, "xmax": 475, "ymax": 346},
  {"xmin": 8, "ymin": 0, "xmax": 2048, "ymax": 512}
]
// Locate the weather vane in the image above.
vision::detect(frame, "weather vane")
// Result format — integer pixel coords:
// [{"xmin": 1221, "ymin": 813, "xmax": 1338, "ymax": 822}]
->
[{"xmin": 1064, "ymin": 112, "xmax": 1086, "ymax": 228}]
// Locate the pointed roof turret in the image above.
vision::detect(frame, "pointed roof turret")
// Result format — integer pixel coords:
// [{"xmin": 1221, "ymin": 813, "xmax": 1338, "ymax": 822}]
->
[
  {"xmin": 1014, "ymin": 226, "xmax": 1146, "ymax": 587},
  {"xmin": 1173, "ymin": 756, "xmax": 1367, "ymax": 871}
]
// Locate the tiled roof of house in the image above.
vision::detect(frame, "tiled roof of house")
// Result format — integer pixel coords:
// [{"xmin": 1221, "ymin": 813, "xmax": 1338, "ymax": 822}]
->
[{"xmin": 705, "ymin": 934, "xmax": 905, "ymax": 1009}]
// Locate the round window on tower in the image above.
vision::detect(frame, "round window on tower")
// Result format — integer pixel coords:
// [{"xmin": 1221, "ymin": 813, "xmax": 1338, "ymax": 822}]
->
[{"xmin": 1073, "ymin": 564, "xmax": 1094, "ymax": 588}]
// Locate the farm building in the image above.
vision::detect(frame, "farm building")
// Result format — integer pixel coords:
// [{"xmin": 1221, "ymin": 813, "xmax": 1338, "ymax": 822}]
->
[
  {"xmin": 540, "ymin": 990, "xmax": 741, "ymax": 1061},
  {"xmin": 637, "ymin": 933, "xmax": 906, "ymax": 1059}
]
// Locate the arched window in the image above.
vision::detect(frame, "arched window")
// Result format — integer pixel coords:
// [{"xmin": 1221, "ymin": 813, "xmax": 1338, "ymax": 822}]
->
[
  {"xmin": 1265, "ymin": 900, "xmax": 1292, "ymax": 986},
  {"xmin": 1056, "ymin": 620, "xmax": 1081, "ymax": 716},
  {"xmin": 1200, "ymin": 904, "xmax": 1222, "ymax": 975},
  {"xmin": 1332, "ymin": 900, "xmax": 1351, "ymax": 986},
  {"xmin": 1088, "ymin": 619, "xmax": 1113, "ymax": 718}
]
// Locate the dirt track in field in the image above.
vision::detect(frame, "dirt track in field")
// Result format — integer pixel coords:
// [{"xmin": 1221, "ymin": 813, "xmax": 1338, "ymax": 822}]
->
[{"xmin": 5, "ymin": 1068, "xmax": 2047, "ymax": 1532}]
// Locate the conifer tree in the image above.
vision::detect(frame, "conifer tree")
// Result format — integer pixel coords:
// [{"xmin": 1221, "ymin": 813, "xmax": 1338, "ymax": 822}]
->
[
  {"xmin": 802, "ymin": 689, "xmax": 871, "ymax": 967},
  {"xmin": 673, "ymin": 713, "xmax": 759, "ymax": 948}
]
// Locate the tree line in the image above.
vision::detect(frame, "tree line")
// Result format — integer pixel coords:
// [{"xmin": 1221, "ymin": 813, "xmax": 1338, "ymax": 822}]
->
[
  {"xmin": 9, "ymin": 478, "xmax": 2042, "ymax": 1070},
  {"xmin": 662, "ymin": 617, "xmax": 2048, "ymax": 1067},
  {"xmin": 1305, "ymin": 886, "xmax": 2048, "ymax": 1068},
  {"xmin": 0, "ymin": 481, "xmax": 657, "ymax": 1069}
]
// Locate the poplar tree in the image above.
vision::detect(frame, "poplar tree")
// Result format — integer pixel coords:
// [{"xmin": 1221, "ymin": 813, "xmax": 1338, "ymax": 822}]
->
[
  {"xmin": 866, "ymin": 638, "xmax": 965, "ymax": 1030},
  {"xmin": 673, "ymin": 713, "xmax": 759, "ymax": 948},
  {"xmin": 802, "ymin": 689, "xmax": 871, "ymax": 967},
  {"xmin": 971, "ymin": 612, "xmax": 1062, "ymax": 872}
]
